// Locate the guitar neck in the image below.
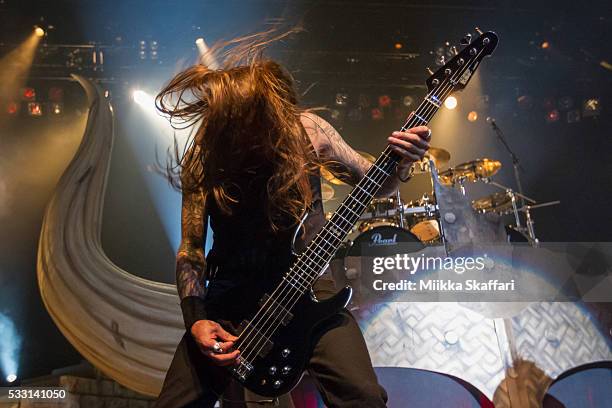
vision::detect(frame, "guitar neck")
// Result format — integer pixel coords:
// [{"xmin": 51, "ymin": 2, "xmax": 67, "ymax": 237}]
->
[{"xmin": 284, "ymin": 90, "xmax": 450, "ymax": 292}]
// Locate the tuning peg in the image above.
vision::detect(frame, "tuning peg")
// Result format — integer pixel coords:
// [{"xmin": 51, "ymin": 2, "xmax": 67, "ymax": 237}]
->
[
  {"xmin": 426, "ymin": 67, "xmax": 434, "ymax": 75},
  {"xmin": 460, "ymin": 33, "xmax": 472, "ymax": 46},
  {"xmin": 450, "ymin": 46, "xmax": 458, "ymax": 56},
  {"xmin": 475, "ymin": 27, "xmax": 483, "ymax": 35}
]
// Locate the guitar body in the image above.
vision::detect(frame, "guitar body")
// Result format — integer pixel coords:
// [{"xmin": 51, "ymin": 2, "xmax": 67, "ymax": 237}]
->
[{"xmin": 234, "ymin": 286, "xmax": 352, "ymax": 397}]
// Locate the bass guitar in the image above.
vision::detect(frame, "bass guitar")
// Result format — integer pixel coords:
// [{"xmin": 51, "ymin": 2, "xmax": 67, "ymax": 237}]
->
[{"xmin": 230, "ymin": 28, "xmax": 499, "ymax": 397}]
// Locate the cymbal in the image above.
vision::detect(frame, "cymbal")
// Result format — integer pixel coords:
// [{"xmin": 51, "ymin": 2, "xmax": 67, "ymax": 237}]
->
[
  {"xmin": 321, "ymin": 182, "xmax": 336, "ymax": 202},
  {"xmin": 425, "ymin": 146, "xmax": 451, "ymax": 167},
  {"xmin": 321, "ymin": 150, "xmax": 375, "ymax": 185},
  {"xmin": 439, "ymin": 158, "xmax": 501, "ymax": 185},
  {"xmin": 472, "ymin": 192, "xmax": 513, "ymax": 214}
]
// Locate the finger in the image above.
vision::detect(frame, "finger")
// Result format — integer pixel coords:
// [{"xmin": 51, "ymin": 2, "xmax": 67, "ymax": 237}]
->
[
  {"xmin": 388, "ymin": 137, "xmax": 427, "ymax": 157},
  {"xmin": 217, "ymin": 341, "xmax": 235, "ymax": 351},
  {"xmin": 206, "ymin": 349, "xmax": 241, "ymax": 366},
  {"xmin": 404, "ymin": 125, "xmax": 430, "ymax": 137},
  {"xmin": 213, "ymin": 325, "xmax": 238, "ymax": 342},
  {"xmin": 197, "ymin": 338, "xmax": 219, "ymax": 350},
  {"xmin": 390, "ymin": 132, "xmax": 429, "ymax": 150},
  {"xmin": 390, "ymin": 146, "xmax": 422, "ymax": 162}
]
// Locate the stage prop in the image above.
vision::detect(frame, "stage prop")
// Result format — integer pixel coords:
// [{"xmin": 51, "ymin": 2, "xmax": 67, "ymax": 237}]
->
[{"xmin": 37, "ymin": 75, "xmax": 182, "ymax": 396}]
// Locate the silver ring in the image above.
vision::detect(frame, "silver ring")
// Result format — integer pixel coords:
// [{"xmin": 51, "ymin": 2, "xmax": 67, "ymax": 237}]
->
[{"xmin": 213, "ymin": 342, "xmax": 223, "ymax": 354}]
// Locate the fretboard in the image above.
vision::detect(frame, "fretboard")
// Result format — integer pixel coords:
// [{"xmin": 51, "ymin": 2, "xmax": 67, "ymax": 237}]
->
[{"xmin": 282, "ymin": 90, "xmax": 451, "ymax": 295}]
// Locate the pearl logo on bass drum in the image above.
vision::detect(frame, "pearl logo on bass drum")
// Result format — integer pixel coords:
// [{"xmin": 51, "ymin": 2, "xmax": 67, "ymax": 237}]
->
[{"xmin": 369, "ymin": 233, "xmax": 398, "ymax": 247}]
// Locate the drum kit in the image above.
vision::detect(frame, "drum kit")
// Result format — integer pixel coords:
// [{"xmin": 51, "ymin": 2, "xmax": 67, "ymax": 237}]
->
[{"xmin": 322, "ymin": 146, "xmax": 560, "ymax": 249}]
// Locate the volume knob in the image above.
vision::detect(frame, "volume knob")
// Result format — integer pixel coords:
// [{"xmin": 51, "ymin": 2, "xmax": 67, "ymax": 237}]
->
[
  {"xmin": 281, "ymin": 348, "xmax": 291, "ymax": 358},
  {"xmin": 282, "ymin": 366, "xmax": 292, "ymax": 375},
  {"xmin": 273, "ymin": 380, "xmax": 283, "ymax": 389},
  {"xmin": 268, "ymin": 366, "xmax": 277, "ymax": 375}
]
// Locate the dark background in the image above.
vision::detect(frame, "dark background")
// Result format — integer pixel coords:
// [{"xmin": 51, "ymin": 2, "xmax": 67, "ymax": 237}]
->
[{"xmin": 0, "ymin": 0, "xmax": 610, "ymax": 388}]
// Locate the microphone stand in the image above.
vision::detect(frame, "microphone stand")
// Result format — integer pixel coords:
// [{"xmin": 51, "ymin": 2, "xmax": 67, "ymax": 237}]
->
[{"xmin": 488, "ymin": 119, "xmax": 525, "ymax": 207}]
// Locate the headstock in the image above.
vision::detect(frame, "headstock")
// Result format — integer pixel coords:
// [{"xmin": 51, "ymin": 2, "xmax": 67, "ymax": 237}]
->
[{"xmin": 425, "ymin": 29, "xmax": 498, "ymax": 95}]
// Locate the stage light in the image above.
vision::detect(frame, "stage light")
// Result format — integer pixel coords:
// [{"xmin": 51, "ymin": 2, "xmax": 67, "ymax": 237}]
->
[
  {"xmin": 22, "ymin": 87, "xmax": 36, "ymax": 101},
  {"xmin": 34, "ymin": 26, "xmax": 45, "ymax": 38},
  {"xmin": 394, "ymin": 43, "xmax": 403, "ymax": 50},
  {"xmin": 139, "ymin": 40, "xmax": 147, "ymax": 60},
  {"xmin": 541, "ymin": 41, "xmax": 550, "ymax": 49},
  {"xmin": 27, "ymin": 102, "xmax": 42, "ymax": 116},
  {"xmin": 0, "ymin": 314, "xmax": 21, "ymax": 386},
  {"xmin": 7, "ymin": 102, "xmax": 19, "ymax": 115},
  {"xmin": 402, "ymin": 95, "xmax": 414, "ymax": 107},
  {"xmin": 371, "ymin": 108, "xmax": 384, "ymax": 120},
  {"xmin": 335, "ymin": 92, "xmax": 348, "ymax": 106},
  {"xmin": 132, "ymin": 90, "xmax": 150, "ymax": 106},
  {"xmin": 51, "ymin": 103, "xmax": 63, "ymax": 115},
  {"xmin": 378, "ymin": 95, "xmax": 391, "ymax": 108},
  {"xmin": 467, "ymin": 111, "xmax": 478, "ymax": 122},
  {"xmin": 444, "ymin": 96, "xmax": 457, "ymax": 110},
  {"xmin": 195, "ymin": 37, "xmax": 219, "ymax": 69},
  {"xmin": 583, "ymin": 98, "xmax": 601, "ymax": 117},
  {"xmin": 545, "ymin": 109, "xmax": 560, "ymax": 123}
]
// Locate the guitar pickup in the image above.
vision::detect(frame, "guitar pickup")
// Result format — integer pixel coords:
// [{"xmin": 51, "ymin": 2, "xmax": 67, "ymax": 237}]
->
[
  {"xmin": 259, "ymin": 294, "xmax": 294, "ymax": 326},
  {"xmin": 238, "ymin": 319, "xmax": 274, "ymax": 357}
]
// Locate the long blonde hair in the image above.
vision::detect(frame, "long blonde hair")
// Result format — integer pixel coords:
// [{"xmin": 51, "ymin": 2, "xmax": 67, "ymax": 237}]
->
[{"xmin": 156, "ymin": 30, "xmax": 318, "ymax": 230}]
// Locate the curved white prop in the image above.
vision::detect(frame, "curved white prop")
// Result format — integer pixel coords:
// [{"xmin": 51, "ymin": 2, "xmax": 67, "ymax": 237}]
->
[{"xmin": 37, "ymin": 75, "xmax": 182, "ymax": 396}]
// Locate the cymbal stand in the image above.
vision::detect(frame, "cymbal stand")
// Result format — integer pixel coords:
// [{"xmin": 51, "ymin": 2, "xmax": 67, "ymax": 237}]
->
[
  {"xmin": 396, "ymin": 189, "xmax": 406, "ymax": 229},
  {"xmin": 484, "ymin": 179, "xmax": 540, "ymax": 246}
]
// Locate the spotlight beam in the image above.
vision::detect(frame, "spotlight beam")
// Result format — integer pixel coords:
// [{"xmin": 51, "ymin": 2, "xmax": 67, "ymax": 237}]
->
[{"xmin": 195, "ymin": 37, "xmax": 219, "ymax": 69}]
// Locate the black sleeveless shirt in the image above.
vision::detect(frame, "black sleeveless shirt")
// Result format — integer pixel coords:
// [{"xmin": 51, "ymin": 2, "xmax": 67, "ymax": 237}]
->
[{"xmin": 203, "ymin": 165, "xmax": 327, "ymax": 322}]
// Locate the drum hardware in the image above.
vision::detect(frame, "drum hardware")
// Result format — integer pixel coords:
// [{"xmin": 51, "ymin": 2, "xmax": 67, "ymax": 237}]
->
[
  {"xmin": 396, "ymin": 189, "xmax": 406, "ymax": 229},
  {"xmin": 407, "ymin": 146, "xmax": 451, "ymax": 175},
  {"xmin": 473, "ymin": 179, "xmax": 560, "ymax": 246},
  {"xmin": 438, "ymin": 158, "xmax": 502, "ymax": 187}
]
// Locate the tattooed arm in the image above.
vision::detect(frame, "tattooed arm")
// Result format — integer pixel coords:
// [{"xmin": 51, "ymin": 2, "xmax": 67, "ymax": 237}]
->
[
  {"xmin": 176, "ymin": 169, "xmax": 240, "ymax": 365},
  {"xmin": 300, "ymin": 112, "xmax": 426, "ymax": 197},
  {"xmin": 176, "ymin": 183, "xmax": 209, "ymax": 331}
]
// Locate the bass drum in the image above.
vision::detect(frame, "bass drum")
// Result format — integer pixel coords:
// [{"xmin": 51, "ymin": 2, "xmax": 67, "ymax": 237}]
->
[{"xmin": 330, "ymin": 225, "xmax": 424, "ymax": 310}]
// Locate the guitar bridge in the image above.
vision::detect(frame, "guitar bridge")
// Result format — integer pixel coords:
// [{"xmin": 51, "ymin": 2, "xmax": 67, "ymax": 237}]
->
[{"xmin": 232, "ymin": 356, "xmax": 254, "ymax": 380}]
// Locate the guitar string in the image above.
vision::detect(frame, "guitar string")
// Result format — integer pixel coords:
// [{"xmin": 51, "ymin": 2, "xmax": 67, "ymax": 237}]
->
[{"xmin": 234, "ymin": 44, "xmax": 489, "ymax": 369}]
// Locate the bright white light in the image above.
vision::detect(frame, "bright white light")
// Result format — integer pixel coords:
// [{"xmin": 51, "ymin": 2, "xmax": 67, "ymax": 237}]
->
[
  {"xmin": 132, "ymin": 90, "xmax": 152, "ymax": 106},
  {"xmin": 0, "ymin": 313, "xmax": 21, "ymax": 385},
  {"xmin": 34, "ymin": 26, "xmax": 45, "ymax": 38},
  {"xmin": 195, "ymin": 37, "xmax": 219, "ymax": 69},
  {"xmin": 444, "ymin": 96, "xmax": 458, "ymax": 110}
]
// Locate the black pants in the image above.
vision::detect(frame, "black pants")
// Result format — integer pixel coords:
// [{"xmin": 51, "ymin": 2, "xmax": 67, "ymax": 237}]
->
[{"xmin": 154, "ymin": 279, "xmax": 387, "ymax": 408}]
